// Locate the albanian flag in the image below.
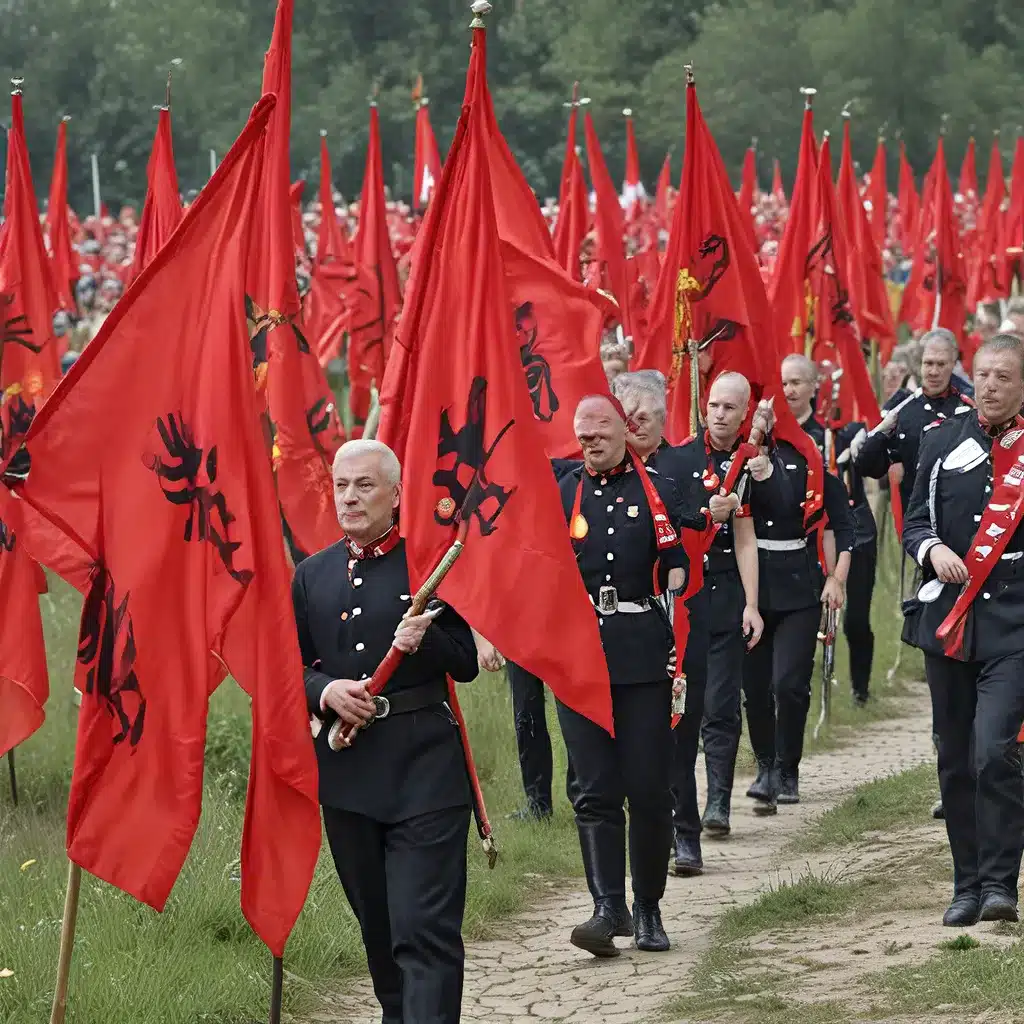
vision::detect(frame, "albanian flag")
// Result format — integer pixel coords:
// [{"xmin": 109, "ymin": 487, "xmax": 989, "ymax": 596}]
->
[
  {"xmin": 378, "ymin": 22, "xmax": 612, "ymax": 734},
  {"xmin": 643, "ymin": 74, "xmax": 772, "ymax": 444},
  {"xmin": 0, "ymin": 488, "xmax": 49, "ymax": 758},
  {"xmin": 127, "ymin": 106, "xmax": 183, "ymax": 285},
  {"xmin": 46, "ymin": 117, "xmax": 78, "ymax": 312},
  {"xmin": 866, "ymin": 136, "xmax": 888, "ymax": 252},
  {"xmin": 16, "ymin": 96, "xmax": 320, "ymax": 958},
  {"xmin": 552, "ymin": 96, "xmax": 590, "ymax": 281},
  {"xmin": 967, "ymin": 136, "xmax": 1007, "ymax": 309},
  {"xmin": 413, "ymin": 96, "xmax": 442, "ymax": 210}
]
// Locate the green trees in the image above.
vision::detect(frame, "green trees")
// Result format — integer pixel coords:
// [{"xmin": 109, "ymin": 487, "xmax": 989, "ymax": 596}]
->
[{"xmin": 2, "ymin": 0, "xmax": 1022, "ymax": 212}]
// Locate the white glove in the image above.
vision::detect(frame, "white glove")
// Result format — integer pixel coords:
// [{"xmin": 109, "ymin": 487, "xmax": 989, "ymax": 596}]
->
[{"xmin": 841, "ymin": 427, "xmax": 868, "ymax": 465}]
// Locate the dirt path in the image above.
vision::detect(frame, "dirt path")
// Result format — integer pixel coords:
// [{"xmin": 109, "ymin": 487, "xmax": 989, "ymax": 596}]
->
[{"xmin": 305, "ymin": 684, "xmax": 936, "ymax": 1024}]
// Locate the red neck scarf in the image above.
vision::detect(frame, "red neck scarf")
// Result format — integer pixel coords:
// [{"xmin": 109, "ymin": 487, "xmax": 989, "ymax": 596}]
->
[{"xmin": 937, "ymin": 416, "xmax": 1024, "ymax": 658}]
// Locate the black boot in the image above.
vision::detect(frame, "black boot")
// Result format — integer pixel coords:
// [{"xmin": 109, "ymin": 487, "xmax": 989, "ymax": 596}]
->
[
  {"xmin": 673, "ymin": 833, "xmax": 703, "ymax": 877},
  {"xmin": 931, "ymin": 798, "xmax": 945, "ymax": 820},
  {"xmin": 632, "ymin": 899, "xmax": 670, "ymax": 951},
  {"xmin": 777, "ymin": 768, "xmax": 800, "ymax": 805},
  {"xmin": 571, "ymin": 822, "xmax": 627, "ymax": 957},
  {"xmin": 751, "ymin": 767, "xmax": 779, "ymax": 816},
  {"xmin": 746, "ymin": 760, "xmax": 773, "ymax": 800},
  {"xmin": 701, "ymin": 796, "xmax": 731, "ymax": 836}
]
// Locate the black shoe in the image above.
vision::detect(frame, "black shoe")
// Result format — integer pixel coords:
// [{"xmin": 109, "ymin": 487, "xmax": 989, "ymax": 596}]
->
[
  {"xmin": 506, "ymin": 804, "xmax": 552, "ymax": 823},
  {"xmin": 931, "ymin": 799, "xmax": 945, "ymax": 820},
  {"xmin": 570, "ymin": 901, "xmax": 621, "ymax": 957},
  {"xmin": 632, "ymin": 900, "xmax": 670, "ymax": 952},
  {"xmin": 942, "ymin": 894, "xmax": 980, "ymax": 927},
  {"xmin": 673, "ymin": 835, "xmax": 703, "ymax": 877},
  {"xmin": 746, "ymin": 763, "xmax": 773, "ymax": 801},
  {"xmin": 853, "ymin": 690, "xmax": 870, "ymax": 707},
  {"xmin": 609, "ymin": 897, "xmax": 634, "ymax": 937},
  {"xmin": 980, "ymin": 892, "xmax": 1019, "ymax": 923},
  {"xmin": 752, "ymin": 767, "xmax": 779, "ymax": 816},
  {"xmin": 777, "ymin": 771, "xmax": 800, "ymax": 805},
  {"xmin": 701, "ymin": 801, "xmax": 731, "ymax": 838}
]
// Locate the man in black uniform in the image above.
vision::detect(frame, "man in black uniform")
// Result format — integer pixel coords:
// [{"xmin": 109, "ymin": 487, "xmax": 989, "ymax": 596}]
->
[
  {"xmin": 611, "ymin": 371, "xmax": 751, "ymax": 874},
  {"xmin": 557, "ymin": 394, "xmax": 704, "ymax": 957},
  {"xmin": 782, "ymin": 354, "xmax": 877, "ymax": 704},
  {"xmin": 902, "ymin": 334, "xmax": 1024, "ymax": 926},
  {"xmin": 292, "ymin": 439, "xmax": 479, "ymax": 1023},
  {"xmin": 855, "ymin": 328, "xmax": 974, "ymax": 515},
  {"xmin": 742, "ymin": 401, "xmax": 855, "ymax": 810}
]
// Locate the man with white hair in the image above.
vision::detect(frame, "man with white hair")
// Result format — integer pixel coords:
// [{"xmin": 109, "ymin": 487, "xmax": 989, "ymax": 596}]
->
[{"xmin": 292, "ymin": 439, "xmax": 479, "ymax": 1024}]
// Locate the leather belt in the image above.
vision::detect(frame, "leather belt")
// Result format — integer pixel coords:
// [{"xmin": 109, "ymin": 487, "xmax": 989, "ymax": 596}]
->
[
  {"xmin": 757, "ymin": 538, "xmax": 807, "ymax": 552},
  {"xmin": 367, "ymin": 679, "xmax": 449, "ymax": 722},
  {"xmin": 589, "ymin": 587, "xmax": 652, "ymax": 615}
]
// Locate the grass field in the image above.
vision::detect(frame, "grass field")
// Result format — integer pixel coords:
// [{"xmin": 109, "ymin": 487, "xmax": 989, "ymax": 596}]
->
[{"xmin": 0, "ymin": 507, "xmax": 920, "ymax": 1023}]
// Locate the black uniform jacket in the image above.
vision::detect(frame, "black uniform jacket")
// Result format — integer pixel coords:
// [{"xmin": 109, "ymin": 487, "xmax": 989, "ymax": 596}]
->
[
  {"xmin": 855, "ymin": 385, "xmax": 973, "ymax": 511},
  {"xmin": 559, "ymin": 456, "xmax": 703, "ymax": 685},
  {"xmin": 751, "ymin": 439, "xmax": 855, "ymax": 613},
  {"xmin": 801, "ymin": 415, "xmax": 876, "ymax": 548},
  {"xmin": 902, "ymin": 412, "xmax": 1024, "ymax": 661},
  {"xmin": 292, "ymin": 538, "xmax": 478, "ymax": 822}
]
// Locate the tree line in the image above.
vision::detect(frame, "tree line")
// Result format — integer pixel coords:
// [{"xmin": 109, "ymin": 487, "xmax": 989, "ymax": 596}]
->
[{"xmin": 2, "ymin": 0, "xmax": 1022, "ymax": 214}]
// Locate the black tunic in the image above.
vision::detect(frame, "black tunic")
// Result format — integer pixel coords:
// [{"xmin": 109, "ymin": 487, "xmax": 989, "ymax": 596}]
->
[
  {"xmin": 902, "ymin": 411, "xmax": 1024, "ymax": 661},
  {"xmin": 801, "ymin": 415, "xmax": 876, "ymax": 548},
  {"xmin": 558, "ymin": 458, "xmax": 701, "ymax": 684},
  {"xmin": 291, "ymin": 538, "xmax": 478, "ymax": 822},
  {"xmin": 855, "ymin": 386, "xmax": 973, "ymax": 510},
  {"xmin": 750, "ymin": 439, "xmax": 855, "ymax": 613}
]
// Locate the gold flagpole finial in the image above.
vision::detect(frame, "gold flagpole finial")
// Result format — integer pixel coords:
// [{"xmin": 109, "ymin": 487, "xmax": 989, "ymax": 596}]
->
[
  {"xmin": 469, "ymin": 0, "xmax": 492, "ymax": 28},
  {"xmin": 800, "ymin": 86, "xmax": 816, "ymax": 110},
  {"xmin": 10, "ymin": 77, "xmax": 24, "ymax": 96},
  {"xmin": 684, "ymin": 63, "xmax": 695, "ymax": 85}
]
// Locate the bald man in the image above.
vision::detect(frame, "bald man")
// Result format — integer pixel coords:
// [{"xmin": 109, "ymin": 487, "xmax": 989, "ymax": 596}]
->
[
  {"xmin": 292, "ymin": 440, "xmax": 479, "ymax": 1024},
  {"xmin": 558, "ymin": 394, "xmax": 705, "ymax": 957}
]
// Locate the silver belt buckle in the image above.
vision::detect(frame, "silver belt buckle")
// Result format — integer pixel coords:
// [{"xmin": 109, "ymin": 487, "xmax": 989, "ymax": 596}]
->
[
  {"xmin": 370, "ymin": 695, "xmax": 390, "ymax": 722},
  {"xmin": 598, "ymin": 585, "xmax": 619, "ymax": 614}
]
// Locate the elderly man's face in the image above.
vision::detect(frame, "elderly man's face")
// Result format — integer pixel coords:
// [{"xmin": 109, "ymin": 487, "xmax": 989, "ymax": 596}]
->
[
  {"xmin": 620, "ymin": 391, "xmax": 664, "ymax": 456},
  {"xmin": 921, "ymin": 341, "xmax": 957, "ymax": 396},
  {"xmin": 883, "ymin": 360, "xmax": 907, "ymax": 396},
  {"xmin": 333, "ymin": 451, "xmax": 400, "ymax": 543},
  {"xmin": 974, "ymin": 347, "xmax": 1024, "ymax": 427},
  {"xmin": 575, "ymin": 399, "xmax": 626, "ymax": 473}
]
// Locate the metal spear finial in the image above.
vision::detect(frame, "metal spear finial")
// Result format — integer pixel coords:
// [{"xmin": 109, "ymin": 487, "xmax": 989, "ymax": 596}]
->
[
  {"xmin": 469, "ymin": 0, "xmax": 492, "ymax": 28},
  {"xmin": 684, "ymin": 63, "xmax": 694, "ymax": 85},
  {"xmin": 800, "ymin": 86, "xmax": 816, "ymax": 110},
  {"xmin": 579, "ymin": 96, "xmax": 591, "ymax": 107},
  {"xmin": 369, "ymin": 80, "xmax": 379, "ymax": 108},
  {"xmin": 166, "ymin": 57, "xmax": 182, "ymax": 108},
  {"xmin": 877, "ymin": 120, "xmax": 888, "ymax": 141},
  {"xmin": 751, "ymin": 135, "xmax": 758, "ymax": 150},
  {"xmin": 11, "ymin": 77, "xmax": 24, "ymax": 96},
  {"xmin": 939, "ymin": 112, "xmax": 950, "ymax": 136},
  {"xmin": 623, "ymin": 107, "xmax": 632, "ymax": 118},
  {"xmin": 61, "ymin": 114, "xmax": 71, "ymax": 123},
  {"xmin": 320, "ymin": 128, "xmax": 327, "ymax": 138}
]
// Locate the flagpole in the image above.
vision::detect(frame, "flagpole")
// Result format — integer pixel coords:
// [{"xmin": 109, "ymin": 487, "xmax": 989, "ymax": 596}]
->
[
  {"xmin": 90, "ymin": 154, "xmax": 101, "ymax": 219},
  {"xmin": 49, "ymin": 860, "xmax": 83, "ymax": 1024},
  {"xmin": 209, "ymin": 149, "xmax": 217, "ymax": 180},
  {"xmin": 6, "ymin": 748, "xmax": 16, "ymax": 805},
  {"xmin": 268, "ymin": 955, "xmax": 284, "ymax": 1024}
]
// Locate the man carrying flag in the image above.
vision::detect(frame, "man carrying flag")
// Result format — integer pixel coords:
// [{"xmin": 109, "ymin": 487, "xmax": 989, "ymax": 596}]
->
[{"xmin": 902, "ymin": 333, "xmax": 1024, "ymax": 927}]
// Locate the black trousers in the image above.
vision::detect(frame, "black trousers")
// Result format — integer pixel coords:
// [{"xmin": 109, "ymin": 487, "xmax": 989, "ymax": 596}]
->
[
  {"xmin": 557, "ymin": 680, "xmax": 673, "ymax": 903},
  {"xmin": 672, "ymin": 589, "xmax": 710, "ymax": 839},
  {"xmin": 844, "ymin": 539, "xmax": 877, "ymax": 697},
  {"xmin": 699, "ymin": 571, "xmax": 748, "ymax": 812},
  {"xmin": 925, "ymin": 652, "xmax": 1024, "ymax": 901},
  {"xmin": 323, "ymin": 805, "xmax": 470, "ymax": 1024},
  {"xmin": 742, "ymin": 604, "xmax": 821, "ymax": 775},
  {"xmin": 507, "ymin": 661, "xmax": 554, "ymax": 813}
]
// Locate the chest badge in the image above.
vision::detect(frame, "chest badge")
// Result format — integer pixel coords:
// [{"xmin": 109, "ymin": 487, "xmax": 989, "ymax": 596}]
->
[
  {"xmin": 627, "ymin": 505, "xmax": 640, "ymax": 518},
  {"xmin": 570, "ymin": 514, "xmax": 589, "ymax": 539},
  {"xmin": 436, "ymin": 496, "xmax": 457, "ymax": 518}
]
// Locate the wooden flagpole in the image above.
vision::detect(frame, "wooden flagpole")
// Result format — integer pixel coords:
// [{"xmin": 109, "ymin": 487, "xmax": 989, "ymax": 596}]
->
[{"xmin": 49, "ymin": 861, "xmax": 83, "ymax": 1024}]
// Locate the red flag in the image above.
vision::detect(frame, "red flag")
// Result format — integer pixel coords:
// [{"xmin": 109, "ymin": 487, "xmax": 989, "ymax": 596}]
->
[
  {"xmin": 642, "ymin": 76, "xmax": 773, "ymax": 443},
  {"xmin": 378, "ymin": 23, "xmax": 612, "ymax": 734},
  {"xmin": 15, "ymin": 96, "xmax": 320, "ymax": 956},
  {"xmin": 46, "ymin": 117, "xmax": 78, "ymax": 312},
  {"xmin": 127, "ymin": 108, "xmax": 183, "ymax": 285},
  {"xmin": 867, "ymin": 136, "xmax": 888, "ymax": 251},
  {"xmin": 966, "ymin": 136, "xmax": 1007, "ymax": 309},
  {"xmin": 584, "ymin": 113, "xmax": 631, "ymax": 326},
  {"xmin": 809, "ymin": 134, "xmax": 881, "ymax": 428},
  {"xmin": 959, "ymin": 136, "xmax": 978, "ymax": 201},
  {"xmin": 897, "ymin": 140, "xmax": 920, "ymax": 256},
  {"xmin": 769, "ymin": 95, "xmax": 819, "ymax": 355},
  {"xmin": 622, "ymin": 108, "xmax": 645, "ymax": 215},
  {"xmin": 736, "ymin": 145, "xmax": 759, "ymax": 253},
  {"xmin": 289, "ymin": 180, "xmax": 306, "ymax": 256},
  {"xmin": 0, "ymin": 489, "xmax": 49, "ymax": 758},
  {"xmin": 552, "ymin": 100, "xmax": 590, "ymax": 280},
  {"xmin": 838, "ymin": 118, "xmax": 897, "ymax": 363},
  {"xmin": 316, "ymin": 134, "xmax": 352, "ymax": 269},
  {"xmin": 771, "ymin": 158, "xmax": 786, "ymax": 202},
  {"xmin": 251, "ymin": 0, "xmax": 344, "ymax": 558},
  {"xmin": 478, "ymin": 69, "xmax": 613, "ymax": 459},
  {"xmin": 0, "ymin": 89, "xmax": 61, "ymax": 449},
  {"xmin": 654, "ymin": 150, "xmax": 672, "ymax": 226},
  {"xmin": 413, "ymin": 97, "xmax": 443, "ymax": 210},
  {"xmin": 1004, "ymin": 136, "xmax": 1024, "ymax": 287}
]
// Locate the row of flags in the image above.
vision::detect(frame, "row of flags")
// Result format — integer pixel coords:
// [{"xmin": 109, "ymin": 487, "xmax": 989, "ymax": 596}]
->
[{"xmin": 1, "ymin": 0, "xmax": 1023, "ymax": 968}]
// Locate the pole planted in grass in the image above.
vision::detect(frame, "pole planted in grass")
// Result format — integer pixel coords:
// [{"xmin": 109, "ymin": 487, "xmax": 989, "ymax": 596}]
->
[
  {"xmin": 6, "ymin": 748, "xmax": 16, "ymax": 805},
  {"xmin": 269, "ymin": 955, "xmax": 284, "ymax": 1024},
  {"xmin": 49, "ymin": 860, "xmax": 83, "ymax": 1024}
]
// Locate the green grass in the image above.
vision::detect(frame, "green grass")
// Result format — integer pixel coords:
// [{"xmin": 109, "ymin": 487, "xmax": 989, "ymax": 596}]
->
[
  {"xmin": 791, "ymin": 762, "xmax": 938, "ymax": 854},
  {"xmin": 0, "ymin": 575, "xmax": 582, "ymax": 1024}
]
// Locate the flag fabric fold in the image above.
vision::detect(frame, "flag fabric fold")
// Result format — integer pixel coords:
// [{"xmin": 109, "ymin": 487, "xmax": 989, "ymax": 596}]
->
[
  {"xmin": 552, "ymin": 103, "xmax": 589, "ymax": 281},
  {"xmin": 378, "ymin": 24, "xmax": 612, "ymax": 734},
  {"xmin": 413, "ymin": 98, "xmax": 443, "ymax": 211}
]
